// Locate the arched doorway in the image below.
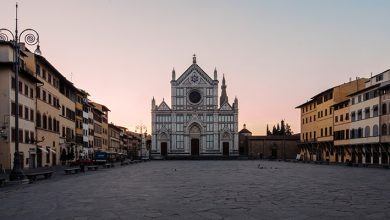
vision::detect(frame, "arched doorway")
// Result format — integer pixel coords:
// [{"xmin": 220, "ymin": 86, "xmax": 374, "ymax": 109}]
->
[{"xmin": 189, "ymin": 124, "xmax": 201, "ymax": 156}]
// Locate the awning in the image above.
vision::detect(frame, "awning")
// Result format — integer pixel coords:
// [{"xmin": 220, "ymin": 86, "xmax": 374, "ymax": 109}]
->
[
  {"xmin": 48, "ymin": 148, "xmax": 57, "ymax": 154},
  {"xmin": 38, "ymin": 147, "xmax": 48, "ymax": 154}
]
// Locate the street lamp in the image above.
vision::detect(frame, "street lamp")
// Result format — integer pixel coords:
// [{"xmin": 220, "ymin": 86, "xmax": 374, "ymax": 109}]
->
[{"xmin": 0, "ymin": 3, "xmax": 40, "ymax": 180}]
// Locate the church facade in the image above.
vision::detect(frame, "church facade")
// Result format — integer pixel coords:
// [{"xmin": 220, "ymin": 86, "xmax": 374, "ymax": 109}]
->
[{"xmin": 151, "ymin": 55, "xmax": 239, "ymax": 158}]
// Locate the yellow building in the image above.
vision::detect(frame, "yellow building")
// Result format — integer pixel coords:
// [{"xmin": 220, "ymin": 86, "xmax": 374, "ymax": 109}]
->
[
  {"xmin": 297, "ymin": 78, "xmax": 366, "ymax": 162},
  {"xmin": 0, "ymin": 42, "xmax": 41, "ymax": 170},
  {"xmin": 333, "ymin": 99, "xmax": 351, "ymax": 163}
]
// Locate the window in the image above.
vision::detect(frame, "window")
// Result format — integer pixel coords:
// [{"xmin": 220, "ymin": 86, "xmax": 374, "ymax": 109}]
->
[
  {"xmin": 19, "ymin": 81, "xmax": 22, "ymax": 93},
  {"xmin": 364, "ymin": 107, "xmax": 370, "ymax": 119},
  {"xmin": 358, "ymin": 95, "xmax": 361, "ymax": 103},
  {"xmin": 30, "ymin": 109, "xmax": 34, "ymax": 121},
  {"xmin": 24, "ymin": 84, "xmax": 28, "ymax": 96},
  {"xmin": 321, "ymin": 128, "xmax": 323, "ymax": 137},
  {"xmin": 346, "ymin": 113, "xmax": 350, "ymax": 121},
  {"xmin": 314, "ymin": 115, "xmax": 316, "ymax": 121},
  {"xmin": 30, "ymin": 131, "xmax": 35, "ymax": 143},
  {"xmin": 325, "ymin": 127, "xmax": 328, "ymax": 136},
  {"xmin": 376, "ymin": 74, "xmax": 383, "ymax": 82},
  {"xmin": 11, "ymin": 77, "xmax": 16, "ymax": 89},
  {"xmin": 24, "ymin": 107, "xmax": 29, "ymax": 120},
  {"xmin": 373, "ymin": 125, "xmax": 379, "ymax": 136},
  {"xmin": 373, "ymin": 105, "xmax": 378, "ymax": 117},
  {"xmin": 42, "ymin": 69, "xmax": 46, "ymax": 80},
  {"xmin": 11, "ymin": 102, "xmax": 16, "ymax": 116},
  {"xmin": 30, "ymin": 88, "xmax": 33, "ymax": 99},
  {"xmin": 325, "ymin": 109, "xmax": 327, "ymax": 116},
  {"xmin": 48, "ymin": 94, "xmax": 52, "ymax": 105},
  {"xmin": 382, "ymin": 103, "xmax": 388, "ymax": 115},
  {"xmin": 19, "ymin": 105, "xmax": 23, "ymax": 118},
  {"xmin": 42, "ymin": 114, "xmax": 47, "ymax": 129},
  {"xmin": 25, "ymin": 130, "xmax": 29, "ymax": 143},
  {"xmin": 36, "ymin": 64, "xmax": 41, "ymax": 76},
  {"xmin": 340, "ymin": 114, "xmax": 344, "ymax": 122},
  {"xmin": 382, "ymin": 124, "xmax": 387, "ymax": 136},
  {"xmin": 48, "ymin": 116, "xmax": 52, "ymax": 131},
  {"xmin": 36, "ymin": 112, "xmax": 41, "ymax": 127},
  {"xmin": 346, "ymin": 129, "xmax": 349, "ymax": 139},
  {"xmin": 19, "ymin": 129, "xmax": 23, "ymax": 143},
  {"xmin": 335, "ymin": 116, "xmax": 338, "ymax": 123},
  {"xmin": 36, "ymin": 87, "xmax": 40, "ymax": 99},
  {"xmin": 11, "ymin": 128, "xmax": 16, "ymax": 142},
  {"xmin": 365, "ymin": 126, "xmax": 370, "ymax": 137},
  {"xmin": 357, "ymin": 109, "xmax": 362, "ymax": 120},
  {"xmin": 42, "ymin": 90, "xmax": 46, "ymax": 102}
]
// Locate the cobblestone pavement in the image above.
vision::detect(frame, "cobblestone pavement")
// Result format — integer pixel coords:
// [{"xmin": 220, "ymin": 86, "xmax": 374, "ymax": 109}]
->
[{"xmin": 0, "ymin": 161, "xmax": 390, "ymax": 220}]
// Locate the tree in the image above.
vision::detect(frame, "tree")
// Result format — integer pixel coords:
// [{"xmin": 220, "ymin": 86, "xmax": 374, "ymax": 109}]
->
[
  {"xmin": 266, "ymin": 124, "xmax": 271, "ymax": 136},
  {"xmin": 67, "ymin": 147, "xmax": 75, "ymax": 161},
  {"xmin": 280, "ymin": 120, "xmax": 286, "ymax": 135},
  {"xmin": 272, "ymin": 125, "xmax": 277, "ymax": 135},
  {"xmin": 276, "ymin": 123, "xmax": 280, "ymax": 135},
  {"xmin": 285, "ymin": 123, "xmax": 293, "ymax": 136}
]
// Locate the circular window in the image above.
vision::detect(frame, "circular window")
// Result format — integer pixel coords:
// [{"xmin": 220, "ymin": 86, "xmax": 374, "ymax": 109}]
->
[{"xmin": 189, "ymin": 90, "xmax": 201, "ymax": 104}]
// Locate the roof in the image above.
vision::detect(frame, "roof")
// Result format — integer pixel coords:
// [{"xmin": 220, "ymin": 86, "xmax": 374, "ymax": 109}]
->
[
  {"xmin": 332, "ymin": 98, "xmax": 350, "ymax": 107},
  {"xmin": 295, "ymin": 99, "xmax": 316, "ymax": 109},
  {"xmin": 35, "ymin": 54, "xmax": 77, "ymax": 90},
  {"xmin": 347, "ymin": 83, "xmax": 380, "ymax": 97},
  {"xmin": 247, "ymin": 134, "xmax": 300, "ymax": 141},
  {"xmin": 311, "ymin": 87, "xmax": 333, "ymax": 100}
]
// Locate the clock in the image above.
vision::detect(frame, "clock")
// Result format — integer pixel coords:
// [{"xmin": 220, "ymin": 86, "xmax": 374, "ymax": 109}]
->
[{"xmin": 189, "ymin": 90, "xmax": 201, "ymax": 104}]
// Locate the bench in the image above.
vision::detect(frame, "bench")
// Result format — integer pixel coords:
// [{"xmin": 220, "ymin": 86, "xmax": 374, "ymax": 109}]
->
[
  {"xmin": 25, "ymin": 171, "xmax": 54, "ymax": 182},
  {"xmin": 120, "ymin": 160, "xmax": 130, "ymax": 166},
  {"xmin": 103, "ymin": 163, "xmax": 114, "ymax": 168},
  {"xmin": 87, "ymin": 165, "xmax": 99, "ymax": 171},
  {"xmin": 64, "ymin": 167, "xmax": 81, "ymax": 175}
]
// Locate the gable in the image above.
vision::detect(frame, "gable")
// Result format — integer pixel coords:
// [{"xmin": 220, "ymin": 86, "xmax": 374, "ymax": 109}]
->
[
  {"xmin": 175, "ymin": 64, "xmax": 214, "ymax": 86},
  {"xmin": 220, "ymin": 102, "xmax": 232, "ymax": 111},
  {"xmin": 157, "ymin": 101, "xmax": 171, "ymax": 111}
]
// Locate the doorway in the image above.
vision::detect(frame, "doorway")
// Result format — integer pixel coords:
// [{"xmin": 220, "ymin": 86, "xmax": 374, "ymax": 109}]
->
[
  {"xmin": 223, "ymin": 142, "xmax": 229, "ymax": 156},
  {"xmin": 37, "ymin": 147, "xmax": 42, "ymax": 168},
  {"xmin": 271, "ymin": 148, "xmax": 277, "ymax": 159},
  {"xmin": 161, "ymin": 142, "xmax": 168, "ymax": 156},
  {"xmin": 191, "ymin": 139, "xmax": 199, "ymax": 156}
]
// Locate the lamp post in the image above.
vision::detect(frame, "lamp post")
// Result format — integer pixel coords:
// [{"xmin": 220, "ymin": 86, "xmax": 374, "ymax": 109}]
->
[{"xmin": 0, "ymin": 3, "xmax": 40, "ymax": 180}]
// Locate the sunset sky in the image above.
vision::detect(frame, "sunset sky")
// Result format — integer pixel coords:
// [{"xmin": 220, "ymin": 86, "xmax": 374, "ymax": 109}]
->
[{"xmin": 1, "ymin": 0, "xmax": 390, "ymax": 135}]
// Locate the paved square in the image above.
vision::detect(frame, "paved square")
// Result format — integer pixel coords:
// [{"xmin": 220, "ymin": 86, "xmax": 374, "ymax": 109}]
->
[{"xmin": 1, "ymin": 161, "xmax": 390, "ymax": 220}]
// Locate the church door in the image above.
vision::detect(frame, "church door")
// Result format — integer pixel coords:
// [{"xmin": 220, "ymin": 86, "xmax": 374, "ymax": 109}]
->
[
  {"xmin": 161, "ymin": 142, "xmax": 168, "ymax": 156},
  {"xmin": 223, "ymin": 142, "xmax": 229, "ymax": 156},
  {"xmin": 191, "ymin": 139, "xmax": 199, "ymax": 156}
]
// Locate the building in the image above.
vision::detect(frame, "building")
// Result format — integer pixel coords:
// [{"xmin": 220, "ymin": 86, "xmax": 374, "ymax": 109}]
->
[
  {"xmin": 0, "ymin": 42, "xmax": 41, "ymax": 170},
  {"xmin": 108, "ymin": 123, "xmax": 121, "ymax": 153},
  {"xmin": 346, "ymin": 70, "xmax": 390, "ymax": 165},
  {"xmin": 333, "ymin": 99, "xmax": 352, "ymax": 163},
  {"xmin": 239, "ymin": 125, "xmax": 300, "ymax": 159},
  {"xmin": 151, "ymin": 55, "xmax": 239, "ymax": 158},
  {"xmin": 91, "ymin": 102, "xmax": 110, "ymax": 151},
  {"xmin": 75, "ymin": 88, "xmax": 90, "ymax": 158},
  {"xmin": 296, "ymin": 78, "xmax": 366, "ymax": 162}
]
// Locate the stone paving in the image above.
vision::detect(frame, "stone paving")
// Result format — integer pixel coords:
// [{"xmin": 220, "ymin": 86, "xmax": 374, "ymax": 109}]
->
[{"xmin": 0, "ymin": 160, "xmax": 390, "ymax": 220}]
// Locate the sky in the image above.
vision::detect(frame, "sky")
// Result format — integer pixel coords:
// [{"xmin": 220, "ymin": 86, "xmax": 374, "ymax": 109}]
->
[{"xmin": 1, "ymin": 0, "xmax": 390, "ymax": 135}]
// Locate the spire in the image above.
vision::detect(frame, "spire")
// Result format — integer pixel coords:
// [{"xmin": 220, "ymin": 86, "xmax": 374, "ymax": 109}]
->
[
  {"xmin": 172, "ymin": 68, "xmax": 176, "ymax": 80},
  {"xmin": 214, "ymin": 67, "xmax": 217, "ymax": 80},
  {"xmin": 193, "ymin": 54, "xmax": 196, "ymax": 64},
  {"xmin": 152, "ymin": 97, "xmax": 156, "ymax": 109},
  {"xmin": 220, "ymin": 74, "xmax": 229, "ymax": 106}
]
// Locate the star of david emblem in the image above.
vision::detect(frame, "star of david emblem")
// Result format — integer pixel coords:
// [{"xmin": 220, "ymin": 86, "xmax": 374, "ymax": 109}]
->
[{"xmin": 191, "ymin": 75, "xmax": 199, "ymax": 83}]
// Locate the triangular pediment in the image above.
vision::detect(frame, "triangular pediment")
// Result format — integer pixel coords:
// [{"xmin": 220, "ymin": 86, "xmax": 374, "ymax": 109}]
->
[
  {"xmin": 175, "ymin": 64, "xmax": 214, "ymax": 86},
  {"xmin": 220, "ymin": 102, "xmax": 232, "ymax": 111},
  {"xmin": 157, "ymin": 100, "xmax": 171, "ymax": 111}
]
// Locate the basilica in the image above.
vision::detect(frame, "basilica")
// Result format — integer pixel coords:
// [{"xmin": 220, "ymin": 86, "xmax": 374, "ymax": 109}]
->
[{"xmin": 151, "ymin": 55, "xmax": 239, "ymax": 158}]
